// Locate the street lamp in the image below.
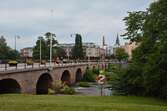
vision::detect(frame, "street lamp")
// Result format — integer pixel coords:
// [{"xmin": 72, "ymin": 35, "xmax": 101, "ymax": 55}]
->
[
  {"xmin": 70, "ymin": 33, "xmax": 77, "ymax": 62},
  {"xmin": 14, "ymin": 35, "xmax": 20, "ymax": 51},
  {"xmin": 49, "ymin": 34, "xmax": 53, "ymax": 67},
  {"xmin": 39, "ymin": 36, "xmax": 42, "ymax": 64}
]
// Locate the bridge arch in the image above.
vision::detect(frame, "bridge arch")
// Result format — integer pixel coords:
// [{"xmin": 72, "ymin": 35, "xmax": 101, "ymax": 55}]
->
[
  {"xmin": 75, "ymin": 68, "xmax": 82, "ymax": 82},
  {"xmin": 0, "ymin": 78, "xmax": 21, "ymax": 94},
  {"xmin": 61, "ymin": 70, "xmax": 71, "ymax": 85},
  {"xmin": 36, "ymin": 73, "xmax": 53, "ymax": 94}
]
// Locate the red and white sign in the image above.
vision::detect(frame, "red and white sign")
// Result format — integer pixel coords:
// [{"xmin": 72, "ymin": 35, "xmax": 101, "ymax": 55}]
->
[{"xmin": 96, "ymin": 75, "xmax": 106, "ymax": 85}]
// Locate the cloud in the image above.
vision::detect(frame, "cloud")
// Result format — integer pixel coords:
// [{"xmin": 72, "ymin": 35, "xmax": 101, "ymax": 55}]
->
[{"xmin": 0, "ymin": 0, "xmax": 154, "ymax": 50}]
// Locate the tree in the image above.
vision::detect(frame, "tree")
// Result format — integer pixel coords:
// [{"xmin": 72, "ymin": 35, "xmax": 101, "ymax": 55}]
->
[
  {"xmin": 45, "ymin": 32, "xmax": 58, "ymax": 47},
  {"xmin": 122, "ymin": 11, "xmax": 147, "ymax": 43},
  {"xmin": 54, "ymin": 47, "xmax": 66, "ymax": 59},
  {"xmin": 111, "ymin": 0, "xmax": 167, "ymax": 99},
  {"xmin": 7, "ymin": 50, "xmax": 20, "ymax": 60},
  {"xmin": 33, "ymin": 36, "xmax": 48, "ymax": 60},
  {"xmin": 33, "ymin": 32, "xmax": 59, "ymax": 61},
  {"xmin": 72, "ymin": 34, "xmax": 84, "ymax": 59},
  {"xmin": 115, "ymin": 48, "xmax": 129, "ymax": 62},
  {"xmin": 0, "ymin": 36, "xmax": 10, "ymax": 61}
]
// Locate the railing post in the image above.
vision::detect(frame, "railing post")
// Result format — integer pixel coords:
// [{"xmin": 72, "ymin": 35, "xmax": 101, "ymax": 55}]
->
[
  {"xmin": 24, "ymin": 63, "xmax": 26, "ymax": 69},
  {"xmin": 16, "ymin": 64, "xmax": 18, "ymax": 70},
  {"xmin": 5, "ymin": 63, "xmax": 7, "ymax": 71}
]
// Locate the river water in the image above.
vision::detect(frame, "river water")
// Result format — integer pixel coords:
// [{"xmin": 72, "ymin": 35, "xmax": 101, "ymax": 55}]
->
[{"xmin": 74, "ymin": 83, "xmax": 112, "ymax": 96}]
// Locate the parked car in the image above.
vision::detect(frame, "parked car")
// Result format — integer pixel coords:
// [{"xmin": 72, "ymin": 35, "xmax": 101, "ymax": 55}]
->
[{"xmin": 8, "ymin": 60, "xmax": 18, "ymax": 66}]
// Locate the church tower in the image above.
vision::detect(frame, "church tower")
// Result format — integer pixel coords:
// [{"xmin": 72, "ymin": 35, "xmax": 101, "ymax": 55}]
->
[{"xmin": 114, "ymin": 33, "xmax": 120, "ymax": 47}]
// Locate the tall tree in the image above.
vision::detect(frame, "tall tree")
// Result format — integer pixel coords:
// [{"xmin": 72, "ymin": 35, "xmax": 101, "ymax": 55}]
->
[
  {"xmin": 33, "ymin": 32, "xmax": 58, "ymax": 61},
  {"xmin": 54, "ymin": 47, "xmax": 66, "ymax": 59},
  {"xmin": 111, "ymin": 0, "xmax": 167, "ymax": 99},
  {"xmin": 0, "ymin": 36, "xmax": 10, "ymax": 61},
  {"xmin": 72, "ymin": 34, "xmax": 84, "ymax": 59},
  {"xmin": 115, "ymin": 48, "xmax": 129, "ymax": 62},
  {"xmin": 33, "ymin": 36, "xmax": 48, "ymax": 60}
]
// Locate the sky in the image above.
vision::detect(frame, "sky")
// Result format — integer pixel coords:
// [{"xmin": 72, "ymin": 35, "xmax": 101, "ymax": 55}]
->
[{"xmin": 0, "ymin": 0, "xmax": 154, "ymax": 50}]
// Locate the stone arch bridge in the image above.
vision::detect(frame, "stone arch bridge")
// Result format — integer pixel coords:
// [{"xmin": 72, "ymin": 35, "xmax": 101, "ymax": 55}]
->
[{"xmin": 0, "ymin": 62, "xmax": 109, "ymax": 94}]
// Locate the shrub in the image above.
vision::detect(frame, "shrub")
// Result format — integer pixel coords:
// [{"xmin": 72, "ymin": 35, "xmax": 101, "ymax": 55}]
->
[
  {"xmin": 82, "ymin": 69, "xmax": 97, "ymax": 82},
  {"xmin": 50, "ymin": 80, "xmax": 75, "ymax": 95},
  {"xmin": 61, "ymin": 85, "xmax": 75, "ymax": 95}
]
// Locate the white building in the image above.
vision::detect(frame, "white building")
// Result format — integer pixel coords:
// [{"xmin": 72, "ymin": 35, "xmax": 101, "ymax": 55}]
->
[
  {"xmin": 58, "ymin": 42, "xmax": 106, "ymax": 59},
  {"xmin": 20, "ymin": 47, "xmax": 33, "ymax": 58}
]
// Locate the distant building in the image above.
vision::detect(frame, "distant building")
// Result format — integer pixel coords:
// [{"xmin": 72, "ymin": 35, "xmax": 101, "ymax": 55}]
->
[
  {"xmin": 110, "ymin": 34, "xmax": 138, "ymax": 60},
  {"xmin": 20, "ymin": 47, "xmax": 33, "ymax": 58},
  {"xmin": 113, "ymin": 33, "xmax": 121, "ymax": 54},
  {"xmin": 106, "ymin": 46, "xmax": 113, "ymax": 57},
  {"xmin": 121, "ymin": 42, "xmax": 138, "ymax": 60},
  {"xmin": 58, "ymin": 42, "xmax": 106, "ymax": 59}
]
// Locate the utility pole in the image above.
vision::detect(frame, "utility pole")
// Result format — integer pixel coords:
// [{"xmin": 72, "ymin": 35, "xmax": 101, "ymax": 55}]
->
[
  {"xmin": 50, "ymin": 34, "xmax": 53, "ymax": 67},
  {"xmin": 39, "ymin": 37, "xmax": 42, "ymax": 64},
  {"xmin": 49, "ymin": 9, "xmax": 54, "ymax": 68},
  {"xmin": 14, "ymin": 35, "xmax": 20, "ymax": 51}
]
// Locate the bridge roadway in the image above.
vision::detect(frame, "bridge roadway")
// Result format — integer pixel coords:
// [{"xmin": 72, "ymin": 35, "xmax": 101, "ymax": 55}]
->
[{"xmin": 0, "ymin": 62, "xmax": 108, "ymax": 94}]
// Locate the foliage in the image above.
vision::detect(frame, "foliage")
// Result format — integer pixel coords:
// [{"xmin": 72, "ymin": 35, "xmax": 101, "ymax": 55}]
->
[
  {"xmin": 7, "ymin": 50, "xmax": 20, "ymax": 60},
  {"xmin": 78, "ymin": 82, "xmax": 90, "ymax": 87},
  {"xmin": 33, "ymin": 32, "xmax": 59, "ymax": 61},
  {"xmin": 122, "ymin": 11, "xmax": 147, "ymax": 43},
  {"xmin": 72, "ymin": 34, "xmax": 84, "ymax": 59},
  {"xmin": 82, "ymin": 69, "xmax": 99, "ymax": 82},
  {"xmin": 114, "ymin": 0, "xmax": 167, "ymax": 99},
  {"xmin": 49, "ymin": 81, "xmax": 75, "ymax": 95},
  {"xmin": 54, "ymin": 47, "xmax": 66, "ymax": 58},
  {"xmin": 115, "ymin": 48, "xmax": 129, "ymax": 62},
  {"xmin": 0, "ymin": 36, "xmax": 20, "ymax": 61}
]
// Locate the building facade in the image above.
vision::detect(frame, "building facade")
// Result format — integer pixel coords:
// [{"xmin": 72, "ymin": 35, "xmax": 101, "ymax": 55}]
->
[
  {"xmin": 121, "ymin": 42, "xmax": 138, "ymax": 60},
  {"xmin": 58, "ymin": 42, "xmax": 106, "ymax": 59},
  {"xmin": 20, "ymin": 47, "xmax": 33, "ymax": 58}
]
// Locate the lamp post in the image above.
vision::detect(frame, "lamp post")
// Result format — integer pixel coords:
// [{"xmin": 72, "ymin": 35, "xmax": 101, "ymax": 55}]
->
[
  {"xmin": 70, "ymin": 33, "xmax": 76, "ymax": 62},
  {"xmin": 49, "ymin": 34, "xmax": 53, "ymax": 67},
  {"xmin": 14, "ymin": 35, "xmax": 20, "ymax": 51},
  {"xmin": 39, "ymin": 36, "xmax": 42, "ymax": 64}
]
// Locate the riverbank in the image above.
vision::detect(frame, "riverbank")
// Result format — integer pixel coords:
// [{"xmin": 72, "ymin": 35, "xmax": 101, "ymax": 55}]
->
[{"xmin": 0, "ymin": 94, "xmax": 167, "ymax": 111}]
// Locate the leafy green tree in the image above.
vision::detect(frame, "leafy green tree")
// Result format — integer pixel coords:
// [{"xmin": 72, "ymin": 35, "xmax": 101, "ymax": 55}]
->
[
  {"xmin": 33, "ymin": 32, "xmax": 58, "ymax": 61},
  {"xmin": 7, "ymin": 50, "xmax": 20, "ymax": 60},
  {"xmin": 33, "ymin": 36, "xmax": 48, "ymax": 60},
  {"xmin": 115, "ymin": 48, "xmax": 129, "ymax": 62},
  {"xmin": 122, "ymin": 11, "xmax": 147, "ymax": 43},
  {"xmin": 72, "ymin": 34, "xmax": 84, "ymax": 59},
  {"xmin": 44, "ymin": 32, "xmax": 58, "ymax": 47},
  {"xmin": 111, "ymin": 0, "xmax": 167, "ymax": 99},
  {"xmin": 54, "ymin": 47, "xmax": 66, "ymax": 59},
  {"xmin": 0, "ymin": 36, "xmax": 10, "ymax": 61}
]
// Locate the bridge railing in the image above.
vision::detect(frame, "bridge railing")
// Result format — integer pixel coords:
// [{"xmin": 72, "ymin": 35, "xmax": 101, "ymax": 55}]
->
[{"xmin": 0, "ymin": 62, "xmax": 95, "ymax": 72}]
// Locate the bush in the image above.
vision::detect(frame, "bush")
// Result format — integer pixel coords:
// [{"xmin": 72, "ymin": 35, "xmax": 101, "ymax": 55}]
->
[
  {"xmin": 49, "ymin": 80, "xmax": 75, "ymax": 95},
  {"xmin": 61, "ymin": 85, "xmax": 75, "ymax": 95},
  {"xmin": 79, "ymin": 82, "xmax": 90, "ymax": 87},
  {"xmin": 82, "ymin": 69, "xmax": 97, "ymax": 82}
]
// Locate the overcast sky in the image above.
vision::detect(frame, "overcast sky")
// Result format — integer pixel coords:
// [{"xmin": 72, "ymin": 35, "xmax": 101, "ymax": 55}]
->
[{"xmin": 0, "ymin": 0, "xmax": 154, "ymax": 50}]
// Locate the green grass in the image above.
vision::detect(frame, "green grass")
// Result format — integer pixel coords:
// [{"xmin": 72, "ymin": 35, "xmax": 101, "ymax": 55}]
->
[{"xmin": 0, "ymin": 95, "xmax": 167, "ymax": 111}]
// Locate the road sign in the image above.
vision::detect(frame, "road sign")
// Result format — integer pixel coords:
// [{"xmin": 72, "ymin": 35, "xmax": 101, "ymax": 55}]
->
[{"xmin": 96, "ymin": 74, "xmax": 106, "ymax": 85}]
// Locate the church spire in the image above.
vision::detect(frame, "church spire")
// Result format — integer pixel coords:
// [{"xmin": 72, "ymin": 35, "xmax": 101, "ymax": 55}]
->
[
  {"xmin": 115, "ymin": 33, "xmax": 120, "ymax": 46},
  {"xmin": 102, "ymin": 36, "xmax": 107, "ymax": 47}
]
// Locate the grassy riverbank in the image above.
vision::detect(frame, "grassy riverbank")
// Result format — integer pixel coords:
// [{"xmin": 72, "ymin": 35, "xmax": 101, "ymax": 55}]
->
[{"xmin": 0, "ymin": 94, "xmax": 167, "ymax": 111}]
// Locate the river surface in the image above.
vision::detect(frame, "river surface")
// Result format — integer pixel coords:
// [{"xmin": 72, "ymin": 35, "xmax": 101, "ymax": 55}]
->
[{"xmin": 74, "ymin": 83, "xmax": 112, "ymax": 96}]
